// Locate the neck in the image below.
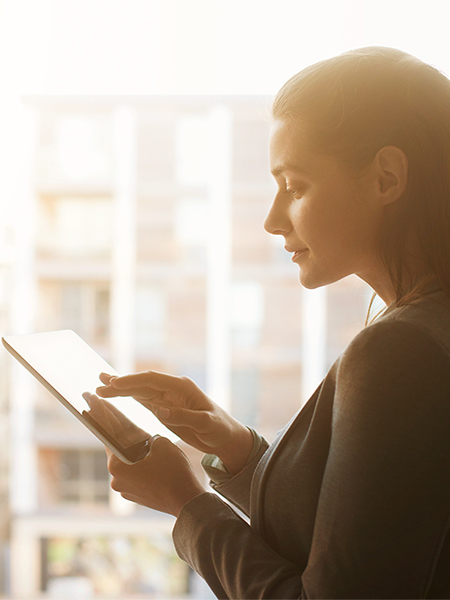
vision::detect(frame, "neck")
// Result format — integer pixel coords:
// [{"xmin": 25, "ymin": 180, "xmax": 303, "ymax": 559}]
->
[
  {"xmin": 361, "ymin": 269, "xmax": 437, "ymax": 308},
  {"xmin": 357, "ymin": 253, "xmax": 434, "ymax": 307}
]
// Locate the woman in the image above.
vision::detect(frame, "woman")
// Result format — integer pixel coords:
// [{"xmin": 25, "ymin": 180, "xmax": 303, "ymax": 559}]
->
[{"xmin": 96, "ymin": 47, "xmax": 450, "ymax": 598}]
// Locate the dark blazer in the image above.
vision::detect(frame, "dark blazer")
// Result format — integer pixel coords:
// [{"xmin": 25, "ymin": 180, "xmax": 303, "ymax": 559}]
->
[{"xmin": 173, "ymin": 287, "xmax": 450, "ymax": 599}]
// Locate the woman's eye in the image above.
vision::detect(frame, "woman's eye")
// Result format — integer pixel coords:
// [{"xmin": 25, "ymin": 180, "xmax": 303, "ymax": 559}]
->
[{"xmin": 286, "ymin": 187, "xmax": 304, "ymax": 198}]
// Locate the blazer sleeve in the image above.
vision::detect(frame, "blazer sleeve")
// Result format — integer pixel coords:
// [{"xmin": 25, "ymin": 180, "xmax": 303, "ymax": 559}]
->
[
  {"xmin": 173, "ymin": 492, "xmax": 305, "ymax": 599},
  {"xmin": 202, "ymin": 429, "xmax": 269, "ymax": 516},
  {"xmin": 173, "ymin": 319, "xmax": 450, "ymax": 599}
]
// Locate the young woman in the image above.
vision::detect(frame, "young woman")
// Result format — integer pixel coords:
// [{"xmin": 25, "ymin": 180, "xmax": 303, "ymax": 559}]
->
[{"xmin": 96, "ymin": 47, "xmax": 450, "ymax": 598}]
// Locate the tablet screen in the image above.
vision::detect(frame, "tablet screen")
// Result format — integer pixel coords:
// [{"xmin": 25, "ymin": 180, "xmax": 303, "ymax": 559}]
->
[{"xmin": 2, "ymin": 330, "xmax": 151, "ymax": 463}]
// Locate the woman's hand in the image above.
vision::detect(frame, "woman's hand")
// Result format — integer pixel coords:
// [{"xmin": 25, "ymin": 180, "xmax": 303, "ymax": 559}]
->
[
  {"xmin": 106, "ymin": 435, "xmax": 206, "ymax": 517},
  {"xmin": 96, "ymin": 371, "xmax": 253, "ymax": 475}
]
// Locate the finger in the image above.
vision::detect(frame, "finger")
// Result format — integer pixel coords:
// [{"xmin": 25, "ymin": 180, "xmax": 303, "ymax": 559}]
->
[
  {"xmin": 103, "ymin": 402, "xmax": 148, "ymax": 438},
  {"xmin": 82, "ymin": 391, "xmax": 96, "ymax": 407},
  {"xmin": 109, "ymin": 371, "xmax": 183, "ymax": 392},
  {"xmin": 96, "ymin": 385, "xmax": 163, "ymax": 401},
  {"xmin": 110, "ymin": 477, "xmax": 123, "ymax": 493},
  {"xmin": 106, "ymin": 447, "xmax": 121, "ymax": 472},
  {"xmin": 85, "ymin": 394, "xmax": 149, "ymax": 444},
  {"xmin": 107, "ymin": 448, "xmax": 141, "ymax": 474},
  {"xmin": 99, "ymin": 372, "xmax": 116, "ymax": 384},
  {"xmin": 83, "ymin": 392, "xmax": 110, "ymax": 412},
  {"xmin": 96, "ymin": 385, "xmax": 129, "ymax": 398},
  {"xmin": 83, "ymin": 394, "xmax": 124, "ymax": 431},
  {"xmin": 154, "ymin": 406, "xmax": 209, "ymax": 432},
  {"xmin": 147, "ymin": 434, "xmax": 161, "ymax": 452},
  {"xmin": 85, "ymin": 394, "xmax": 123, "ymax": 419},
  {"xmin": 84, "ymin": 393, "xmax": 115, "ymax": 421},
  {"xmin": 120, "ymin": 493, "xmax": 138, "ymax": 503}
]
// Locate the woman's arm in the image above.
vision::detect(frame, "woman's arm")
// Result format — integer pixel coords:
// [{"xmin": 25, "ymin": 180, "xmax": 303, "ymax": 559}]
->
[
  {"xmin": 173, "ymin": 320, "xmax": 450, "ymax": 599},
  {"xmin": 173, "ymin": 493, "xmax": 304, "ymax": 600}
]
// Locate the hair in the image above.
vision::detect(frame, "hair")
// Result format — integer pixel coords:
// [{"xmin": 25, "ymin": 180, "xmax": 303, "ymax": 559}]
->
[{"xmin": 271, "ymin": 47, "xmax": 450, "ymax": 310}]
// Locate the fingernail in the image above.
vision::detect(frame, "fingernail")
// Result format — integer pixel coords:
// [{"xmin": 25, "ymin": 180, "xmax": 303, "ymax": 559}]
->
[
  {"xmin": 82, "ymin": 392, "xmax": 92, "ymax": 405},
  {"xmin": 157, "ymin": 407, "xmax": 171, "ymax": 419}
]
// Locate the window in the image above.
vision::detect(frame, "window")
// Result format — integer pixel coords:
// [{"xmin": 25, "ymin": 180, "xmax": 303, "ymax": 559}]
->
[
  {"xmin": 137, "ymin": 116, "xmax": 175, "ymax": 184},
  {"xmin": 174, "ymin": 197, "xmax": 208, "ymax": 246},
  {"xmin": 39, "ymin": 449, "xmax": 109, "ymax": 506},
  {"xmin": 41, "ymin": 535, "xmax": 189, "ymax": 597},
  {"xmin": 231, "ymin": 281, "xmax": 264, "ymax": 347},
  {"xmin": 231, "ymin": 368, "xmax": 259, "ymax": 427},
  {"xmin": 38, "ymin": 281, "xmax": 110, "ymax": 345},
  {"xmin": 135, "ymin": 284, "xmax": 166, "ymax": 355},
  {"xmin": 60, "ymin": 283, "xmax": 110, "ymax": 345},
  {"xmin": 174, "ymin": 197, "xmax": 208, "ymax": 263},
  {"xmin": 54, "ymin": 114, "xmax": 112, "ymax": 183},
  {"xmin": 232, "ymin": 117, "xmax": 271, "ymax": 185},
  {"xmin": 175, "ymin": 115, "xmax": 210, "ymax": 187},
  {"xmin": 37, "ymin": 196, "xmax": 113, "ymax": 259},
  {"xmin": 58, "ymin": 450, "xmax": 109, "ymax": 504}
]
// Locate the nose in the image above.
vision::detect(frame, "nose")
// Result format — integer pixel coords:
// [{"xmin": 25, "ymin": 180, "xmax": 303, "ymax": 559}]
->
[{"xmin": 263, "ymin": 194, "xmax": 291, "ymax": 236}]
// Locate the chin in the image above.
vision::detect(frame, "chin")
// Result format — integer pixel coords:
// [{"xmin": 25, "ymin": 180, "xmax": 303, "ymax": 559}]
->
[
  {"xmin": 298, "ymin": 268, "xmax": 343, "ymax": 290},
  {"xmin": 298, "ymin": 276, "xmax": 324, "ymax": 290}
]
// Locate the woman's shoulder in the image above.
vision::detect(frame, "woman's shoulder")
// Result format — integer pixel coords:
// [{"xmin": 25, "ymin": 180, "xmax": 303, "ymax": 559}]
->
[
  {"xmin": 353, "ymin": 289, "xmax": 450, "ymax": 354},
  {"xmin": 334, "ymin": 290, "xmax": 450, "ymax": 429},
  {"xmin": 338, "ymin": 289, "xmax": 450, "ymax": 386},
  {"xmin": 380, "ymin": 288, "xmax": 450, "ymax": 351}
]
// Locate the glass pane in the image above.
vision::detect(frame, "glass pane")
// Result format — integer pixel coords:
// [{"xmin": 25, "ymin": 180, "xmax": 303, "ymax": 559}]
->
[
  {"xmin": 60, "ymin": 451, "xmax": 80, "ymax": 482},
  {"xmin": 54, "ymin": 115, "xmax": 112, "ymax": 182},
  {"xmin": 42, "ymin": 536, "xmax": 190, "ymax": 597},
  {"xmin": 37, "ymin": 196, "xmax": 113, "ymax": 259},
  {"xmin": 93, "ymin": 452, "xmax": 109, "ymax": 482},
  {"xmin": 175, "ymin": 115, "xmax": 210, "ymax": 186}
]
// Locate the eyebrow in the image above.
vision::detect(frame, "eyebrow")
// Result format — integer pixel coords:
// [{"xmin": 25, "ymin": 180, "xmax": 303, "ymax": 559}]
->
[{"xmin": 270, "ymin": 164, "xmax": 307, "ymax": 177}]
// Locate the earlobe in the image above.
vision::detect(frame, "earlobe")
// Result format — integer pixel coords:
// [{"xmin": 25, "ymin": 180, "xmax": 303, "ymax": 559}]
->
[{"xmin": 375, "ymin": 146, "xmax": 408, "ymax": 205}]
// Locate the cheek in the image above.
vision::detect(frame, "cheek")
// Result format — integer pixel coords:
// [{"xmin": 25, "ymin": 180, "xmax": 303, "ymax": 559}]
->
[{"xmin": 291, "ymin": 196, "xmax": 336, "ymax": 241}]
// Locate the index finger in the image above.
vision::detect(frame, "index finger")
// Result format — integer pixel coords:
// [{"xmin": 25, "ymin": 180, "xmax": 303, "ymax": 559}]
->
[{"xmin": 106, "ymin": 370, "xmax": 183, "ymax": 392}]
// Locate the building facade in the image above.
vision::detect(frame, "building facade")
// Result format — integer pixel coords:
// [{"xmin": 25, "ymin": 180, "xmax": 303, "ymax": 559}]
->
[{"xmin": 2, "ymin": 95, "xmax": 370, "ymax": 598}]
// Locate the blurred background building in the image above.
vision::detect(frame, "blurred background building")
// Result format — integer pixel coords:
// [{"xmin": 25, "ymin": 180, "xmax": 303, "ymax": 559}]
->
[
  {"xmin": 0, "ymin": 206, "xmax": 13, "ymax": 594},
  {"xmin": 0, "ymin": 95, "xmax": 370, "ymax": 599},
  {"xmin": 0, "ymin": 0, "xmax": 448, "ymax": 596}
]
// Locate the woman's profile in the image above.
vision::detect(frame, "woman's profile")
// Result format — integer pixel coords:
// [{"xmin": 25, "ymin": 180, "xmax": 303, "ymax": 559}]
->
[{"xmin": 96, "ymin": 47, "xmax": 450, "ymax": 598}]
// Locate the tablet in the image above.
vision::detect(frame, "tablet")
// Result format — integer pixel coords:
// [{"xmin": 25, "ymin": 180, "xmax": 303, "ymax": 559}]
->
[{"xmin": 2, "ymin": 330, "xmax": 151, "ymax": 464}]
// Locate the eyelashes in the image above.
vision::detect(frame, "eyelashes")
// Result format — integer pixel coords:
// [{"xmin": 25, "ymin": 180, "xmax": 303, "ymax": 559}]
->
[
  {"xmin": 272, "ymin": 174, "xmax": 308, "ymax": 200},
  {"xmin": 286, "ymin": 187, "xmax": 306, "ymax": 199}
]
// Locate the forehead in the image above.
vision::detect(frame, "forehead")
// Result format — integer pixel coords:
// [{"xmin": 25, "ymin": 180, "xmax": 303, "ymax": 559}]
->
[{"xmin": 269, "ymin": 119, "xmax": 316, "ymax": 177}]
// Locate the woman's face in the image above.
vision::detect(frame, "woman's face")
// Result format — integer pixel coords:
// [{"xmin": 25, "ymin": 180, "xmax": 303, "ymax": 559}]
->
[{"xmin": 265, "ymin": 119, "xmax": 386, "ymax": 291}]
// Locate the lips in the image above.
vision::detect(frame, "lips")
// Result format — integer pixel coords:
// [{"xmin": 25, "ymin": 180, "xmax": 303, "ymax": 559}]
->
[
  {"xmin": 285, "ymin": 245, "xmax": 308, "ymax": 257},
  {"xmin": 285, "ymin": 244, "xmax": 307, "ymax": 252},
  {"xmin": 292, "ymin": 249, "xmax": 308, "ymax": 262}
]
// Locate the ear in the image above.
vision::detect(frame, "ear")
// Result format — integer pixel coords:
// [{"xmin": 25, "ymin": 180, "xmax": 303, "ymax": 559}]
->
[{"xmin": 372, "ymin": 146, "xmax": 408, "ymax": 205}]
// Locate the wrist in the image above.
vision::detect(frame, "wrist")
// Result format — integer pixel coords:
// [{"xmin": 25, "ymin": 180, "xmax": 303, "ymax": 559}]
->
[
  {"xmin": 173, "ymin": 482, "xmax": 206, "ymax": 518},
  {"xmin": 216, "ymin": 425, "xmax": 253, "ymax": 476}
]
